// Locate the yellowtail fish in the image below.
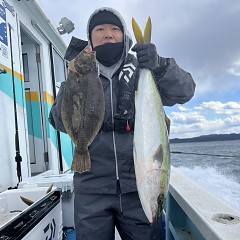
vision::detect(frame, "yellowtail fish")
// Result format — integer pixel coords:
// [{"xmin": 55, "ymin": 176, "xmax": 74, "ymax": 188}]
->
[
  {"xmin": 61, "ymin": 46, "xmax": 105, "ymax": 173},
  {"xmin": 132, "ymin": 17, "xmax": 171, "ymax": 223},
  {"xmin": 20, "ymin": 196, "xmax": 34, "ymax": 206},
  {"xmin": 20, "ymin": 183, "xmax": 54, "ymax": 206}
]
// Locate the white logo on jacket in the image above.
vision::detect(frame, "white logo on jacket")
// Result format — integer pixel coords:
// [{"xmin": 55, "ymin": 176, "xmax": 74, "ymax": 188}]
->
[{"xmin": 119, "ymin": 63, "xmax": 136, "ymax": 83}]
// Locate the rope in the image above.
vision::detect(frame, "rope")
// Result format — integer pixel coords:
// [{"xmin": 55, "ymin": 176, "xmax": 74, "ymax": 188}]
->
[{"xmin": 170, "ymin": 151, "xmax": 238, "ymax": 158}]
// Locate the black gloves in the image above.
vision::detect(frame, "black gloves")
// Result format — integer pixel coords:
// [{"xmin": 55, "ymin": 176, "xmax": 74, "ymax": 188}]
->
[{"xmin": 132, "ymin": 43, "xmax": 159, "ymax": 70}]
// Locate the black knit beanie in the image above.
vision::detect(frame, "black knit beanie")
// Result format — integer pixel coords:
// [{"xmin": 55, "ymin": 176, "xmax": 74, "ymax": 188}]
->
[{"xmin": 89, "ymin": 10, "xmax": 123, "ymax": 42}]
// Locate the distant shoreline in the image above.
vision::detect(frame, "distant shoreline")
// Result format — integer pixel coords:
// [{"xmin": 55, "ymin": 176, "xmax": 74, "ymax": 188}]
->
[{"xmin": 170, "ymin": 133, "xmax": 240, "ymax": 144}]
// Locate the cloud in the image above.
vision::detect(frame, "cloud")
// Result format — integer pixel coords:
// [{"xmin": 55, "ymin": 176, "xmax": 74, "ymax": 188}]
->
[
  {"xmin": 169, "ymin": 101, "xmax": 240, "ymax": 138},
  {"xmin": 131, "ymin": 1, "xmax": 240, "ymax": 97},
  {"xmin": 197, "ymin": 101, "xmax": 240, "ymax": 115},
  {"xmin": 171, "ymin": 111, "xmax": 206, "ymax": 124},
  {"xmin": 228, "ymin": 60, "xmax": 240, "ymax": 76}
]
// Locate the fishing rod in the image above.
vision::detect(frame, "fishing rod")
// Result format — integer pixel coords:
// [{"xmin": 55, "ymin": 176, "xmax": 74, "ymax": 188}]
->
[
  {"xmin": 8, "ymin": 23, "xmax": 22, "ymax": 183},
  {"xmin": 171, "ymin": 151, "xmax": 238, "ymax": 158}
]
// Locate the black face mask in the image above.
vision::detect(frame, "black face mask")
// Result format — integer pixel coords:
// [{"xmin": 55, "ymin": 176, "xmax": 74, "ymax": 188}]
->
[{"xmin": 93, "ymin": 42, "xmax": 124, "ymax": 67}]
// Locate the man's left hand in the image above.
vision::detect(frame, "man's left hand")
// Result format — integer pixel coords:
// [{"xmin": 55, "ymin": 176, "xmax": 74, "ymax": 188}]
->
[{"xmin": 132, "ymin": 43, "xmax": 158, "ymax": 70}]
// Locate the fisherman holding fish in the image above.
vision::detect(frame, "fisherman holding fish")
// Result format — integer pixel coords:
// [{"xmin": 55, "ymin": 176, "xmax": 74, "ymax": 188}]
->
[{"xmin": 49, "ymin": 7, "xmax": 195, "ymax": 240}]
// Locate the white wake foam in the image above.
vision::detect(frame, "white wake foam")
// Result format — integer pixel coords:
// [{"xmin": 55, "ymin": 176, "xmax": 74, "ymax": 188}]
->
[{"xmin": 176, "ymin": 166, "xmax": 240, "ymax": 212}]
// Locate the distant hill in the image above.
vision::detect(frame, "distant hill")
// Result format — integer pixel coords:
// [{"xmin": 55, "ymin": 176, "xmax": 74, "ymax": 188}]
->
[{"xmin": 170, "ymin": 133, "xmax": 240, "ymax": 143}]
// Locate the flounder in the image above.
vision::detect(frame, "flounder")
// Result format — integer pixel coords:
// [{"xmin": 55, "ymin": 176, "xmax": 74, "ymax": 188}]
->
[{"xmin": 61, "ymin": 46, "xmax": 105, "ymax": 173}]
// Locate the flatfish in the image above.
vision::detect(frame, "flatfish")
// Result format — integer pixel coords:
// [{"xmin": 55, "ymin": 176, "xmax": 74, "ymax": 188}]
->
[{"xmin": 61, "ymin": 46, "xmax": 105, "ymax": 173}]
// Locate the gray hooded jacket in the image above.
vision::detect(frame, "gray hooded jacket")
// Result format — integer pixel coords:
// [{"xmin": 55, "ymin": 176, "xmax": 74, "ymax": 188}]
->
[{"xmin": 49, "ymin": 7, "xmax": 196, "ymax": 194}]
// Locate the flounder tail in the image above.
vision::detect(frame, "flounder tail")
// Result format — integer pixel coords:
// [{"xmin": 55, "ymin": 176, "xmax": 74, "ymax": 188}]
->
[{"xmin": 71, "ymin": 148, "xmax": 91, "ymax": 173}]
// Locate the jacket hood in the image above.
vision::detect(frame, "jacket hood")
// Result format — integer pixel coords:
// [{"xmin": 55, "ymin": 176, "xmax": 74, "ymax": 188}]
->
[{"xmin": 87, "ymin": 7, "xmax": 133, "ymax": 62}]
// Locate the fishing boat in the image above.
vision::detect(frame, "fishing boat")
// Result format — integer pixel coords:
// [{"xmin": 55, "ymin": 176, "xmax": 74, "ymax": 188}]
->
[{"xmin": 0, "ymin": 1, "xmax": 239, "ymax": 239}]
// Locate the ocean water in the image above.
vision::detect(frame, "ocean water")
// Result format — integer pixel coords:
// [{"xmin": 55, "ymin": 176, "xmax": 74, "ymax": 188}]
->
[{"xmin": 170, "ymin": 140, "xmax": 240, "ymax": 212}]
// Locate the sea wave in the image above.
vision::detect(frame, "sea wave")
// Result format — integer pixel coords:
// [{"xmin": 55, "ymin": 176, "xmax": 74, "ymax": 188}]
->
[{"xmin": 176, "ymin": 166, "xmax": 240, "ymax": 212}]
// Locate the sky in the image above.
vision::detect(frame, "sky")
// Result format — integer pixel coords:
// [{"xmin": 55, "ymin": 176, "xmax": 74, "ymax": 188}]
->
[{"xmin": 39, "ymin": 0, "xmax": 240, "ymax": 139}]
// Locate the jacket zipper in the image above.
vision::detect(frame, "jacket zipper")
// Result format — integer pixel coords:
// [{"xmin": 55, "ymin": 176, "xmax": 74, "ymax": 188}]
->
[{"xmin": 109, "ymin": 78, "xmax": 120, "ymax": 180}]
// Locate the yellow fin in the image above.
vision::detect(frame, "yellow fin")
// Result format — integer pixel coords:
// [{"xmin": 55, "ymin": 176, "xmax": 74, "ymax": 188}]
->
[
  {"xmin": 46, "ymin": 183, "xmax": 54, "ymax": 194},
  {"xmin": 20, "ymin": 196, "xmax": 34, "ymax": 206},
  {"xmin": 143, "ymin": 17, "xmax": 152, "ymax": 43},
  {"xmin": 132, "ymin": 18, "xmax": 144, "ymax": 44}
]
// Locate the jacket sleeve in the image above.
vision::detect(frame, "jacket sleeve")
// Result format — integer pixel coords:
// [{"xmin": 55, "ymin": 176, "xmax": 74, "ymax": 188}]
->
[
  {"xmin": 152, "ymin": 56, "xmax": 196, "ymax": 106},
  {"xmin": 49, "ymin": 82, "xmax": 67, "ymax": 133}
]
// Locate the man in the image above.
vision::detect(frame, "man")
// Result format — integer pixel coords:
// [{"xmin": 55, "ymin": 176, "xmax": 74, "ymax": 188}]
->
[{"xmin": 49, "ymin": 7, "xmax": 196, "ymax": 240}]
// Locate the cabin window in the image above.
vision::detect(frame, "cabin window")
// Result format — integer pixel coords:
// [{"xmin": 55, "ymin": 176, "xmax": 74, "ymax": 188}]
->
[
  {"xmin": 53, "ymin": 49, "xmax": 66, "ymax": 87},
  {"xmin": 22, "ymin": 53, "xmax": 30, "ymax": 82}
]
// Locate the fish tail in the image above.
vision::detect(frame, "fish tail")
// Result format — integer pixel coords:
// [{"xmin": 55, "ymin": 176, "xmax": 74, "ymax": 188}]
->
[
  {"xmin": 156, "ymin": 194, "xmax": 165, "ymax": 219},
  {"xmin": 20, "ymin": 196, "xmax": 34, "ymax": 206},
  {"xmin": 71, "ymin": 149, "xmax": 91, "ymax": 173},
  {"xmin": 46, "ymin": 183, "xmax": 54, "ymax": 194}
]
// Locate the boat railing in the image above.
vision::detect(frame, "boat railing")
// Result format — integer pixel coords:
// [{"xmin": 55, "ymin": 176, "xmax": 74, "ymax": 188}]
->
[{"xmin": 165, "ymin": 166, "xmax": 240, "ymax": 240}]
